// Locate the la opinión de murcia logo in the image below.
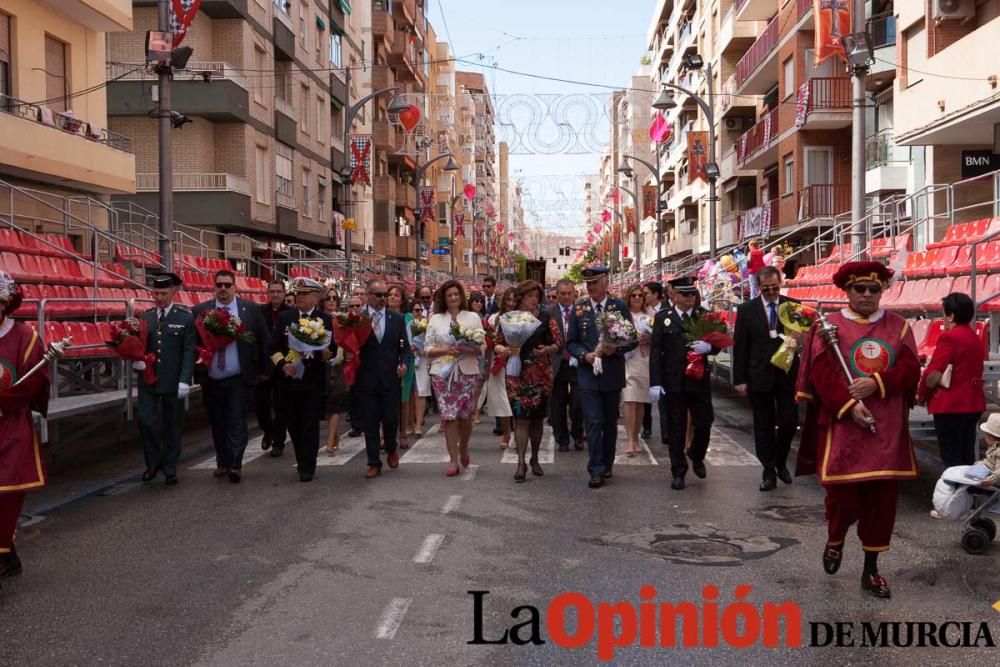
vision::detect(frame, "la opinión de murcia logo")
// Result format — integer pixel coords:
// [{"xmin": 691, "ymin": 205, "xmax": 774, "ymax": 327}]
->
[{"xmin": 468, "ymin": 587, "xmax": 997, "ymax": 660}]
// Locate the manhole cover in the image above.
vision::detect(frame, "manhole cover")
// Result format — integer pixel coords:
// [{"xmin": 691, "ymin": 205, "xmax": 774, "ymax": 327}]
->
[
  {"xmin": 589, "ymin": 523, "xmax": 797, "ymax": 566},
  {"xmin": 749, "ymin": 505, "xmax": 827, "ymax": 525}
]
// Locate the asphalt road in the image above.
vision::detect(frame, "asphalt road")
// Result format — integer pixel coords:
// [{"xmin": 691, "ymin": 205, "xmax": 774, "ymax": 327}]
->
[{"xmin": 1, "ymin": 395, "xmax": 998, "ymax": 666}]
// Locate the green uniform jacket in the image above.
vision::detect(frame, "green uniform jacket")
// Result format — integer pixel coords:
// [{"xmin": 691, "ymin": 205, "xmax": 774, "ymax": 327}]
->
[{"xmin": 140, "ymin": 304, "xmax": 196, "ymax": 394}]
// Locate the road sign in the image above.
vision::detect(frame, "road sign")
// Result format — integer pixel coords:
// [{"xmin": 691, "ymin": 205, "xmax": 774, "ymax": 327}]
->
[
  {"xmin": 431, "ymin": 248, "xmax": 450, "ymax": 255},
  {"xmin": 438, "ymin": 236, "xmax": 451, "ymax": 247}
]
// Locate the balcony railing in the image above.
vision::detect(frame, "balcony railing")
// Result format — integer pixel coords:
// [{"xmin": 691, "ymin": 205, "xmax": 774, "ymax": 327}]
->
[
  {"xmin": 735, "ymin": 107, "xmax": 777, "ymax": 164},
  {"xmin": 794, "ymin": 77, "xmax": 852, "ymax": 125},
  {"xmin": 865, "ymin": 130, "xmax": 912, "ymax": 169},
  {"xmin": 0, "ymin": 93, "xmax": 133, "ymax": 154},
  {"xmin": 868, "ymin": 14, "xmax": 897, "ymax": 49},
  {"xmin": 796, "ymin": 0, "xmax": 812, "ymax": 20},
  {"xmin": 736, "ymin": 15, "xmax": 778, "ymax": 88},
  {"xmin": 678, "ymin": 18, "xmax": 694, "ymax": 48},
  {"xmin": 276, "ymin": 176, "xmax": 296, "ymax": 209},
  {"xmin": 798, "ymin": 184, "xmax": 850, "ymax": 220},
  {"xmin": 106, "ymin": 62, "xmax": 248, "ymax": 90},
  {"xmin": 273, "ymin": 1, "xmax": 293, "ymax": 30},
  {"xmin": 274, "ymin": 96, "xmax": 296, "ymax": 119},
  {"xmin": 136, "ymin": 173, "xmax": 251, "ymax": 195}
]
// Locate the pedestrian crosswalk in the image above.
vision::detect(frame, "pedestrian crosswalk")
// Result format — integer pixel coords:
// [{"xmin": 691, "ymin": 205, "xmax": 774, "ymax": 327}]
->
[{"xmin": 187, "ymin": 423, "xmax": 759, "ymax": 470}]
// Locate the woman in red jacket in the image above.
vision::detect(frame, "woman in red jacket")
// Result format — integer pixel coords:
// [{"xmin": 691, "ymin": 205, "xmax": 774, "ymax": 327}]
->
[{"xmin": 917, "ymin": 292, "xmax": 986, "ymax": 467}]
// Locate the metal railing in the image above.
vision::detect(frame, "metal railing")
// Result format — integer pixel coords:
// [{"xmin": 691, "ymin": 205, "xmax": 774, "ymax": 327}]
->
[
  {"xmin": 735, "ymin": 107, "xmax": 777, "ymax": 164},
  {"xmin": 273, "ymin": 1, "xmax": 293, "ymax": 29},
  {"xmin": 865, "ymin": 129, "xmax": 912, "ymax": 169},
  {"xmin": 0, "ymin": 93, "xmax": 133, "ymax": 154},
  {"xmin": 106, "ymin": 62, "xmax": 249, "ymax": 90},
  {"xmin": 802, "ymin": 77, "xmax": 852, "ymax": 112},
  {"xmin": 135, "ymin": 173, "xmax": 251, "ymax": 195},
  {"xmin": 736, "ymin": 14, "xmax": 778, "ymax": 88},
  {"xmin": 799, "ymin": 184, "xmax": 851, "ymax": 220}
]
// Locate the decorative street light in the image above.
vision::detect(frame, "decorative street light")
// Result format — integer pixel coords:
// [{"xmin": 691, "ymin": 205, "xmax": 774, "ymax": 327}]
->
[
  {"xmin": 612, "ymin": 171, "xmax": 642, "ymax": 278},
  {"xmin": 413, "ymin": 153, "xmax": 459, "ymax": 287},
  {"xmin": 449, "ymin": 192, "xmax": 463, "ymax": 276},
  {"xmin": 621, "ymin": 144, "xmax": 665, "ymax": 278}
]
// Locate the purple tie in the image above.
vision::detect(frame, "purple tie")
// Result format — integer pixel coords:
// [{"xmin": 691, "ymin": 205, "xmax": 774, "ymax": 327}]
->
[
  {"xmin": 562, "ymin": 307, "xmax": 570, "ymax": 360},
  {"xmin": 217, "ymin": 346, "xmax": 225, "ymax": 371}
]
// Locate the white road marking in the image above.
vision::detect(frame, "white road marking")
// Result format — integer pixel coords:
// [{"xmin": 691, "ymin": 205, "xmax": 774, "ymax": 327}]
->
[
  {"xmin": 190, "ymin": 445, "xmax": 270, "ymax": 470},
  {"xmin": 315, "ymin": 434, "xmax": 366, "ymax": 466},
  {"xmin": 375, "ymin": 598, "xmax": 412, "ymax": 639},
  {"xmin": 441, "ymin": 495, "xmax": 462, "ymax": 514},
  {"xmin": 501, "ymin": 430, "xmax": 555, "ymax": 464},
  {"xmin": 399, "ymin": 423, "xmax": 450, "ymax": 463},
  {"xmin": 614, "ymin": 426, "xmax": 659, "ymax": 465},
  {"xmin": 413, "ymin": 534, "xmax": 445, "ymax": 564},
  {"xmin": 704, "ymin": 429, "xmax": 760, "ymax": 466},
  {"xmin": 461, "ymin": 464, "xmax": 478, "ymax": 481}
]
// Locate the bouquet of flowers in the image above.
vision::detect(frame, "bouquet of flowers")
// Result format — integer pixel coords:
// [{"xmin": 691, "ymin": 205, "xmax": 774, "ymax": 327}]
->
[
  {"xmin": 285, "ymin": 317, "xmax": 332, "ymax": 380},
  {"xmin": 499, "ymin": 310, "xmax": 542, "ymax": 377},
  {"xmin": 106, "ymin": 317, "xmax": 156, "ymax": 384},
  {"xmin": 770, "ymin": 301, "xmax": 818, "ymax": 372},
  {"xmin": 330, "ymin": 311, "xmax": 371, "ymax": 385},
  {"xmin": 409, "ymin": 317, "xmax": 428, "ymax": 368},
  {"xmin": 681, "ymin": 311, "xmax": 735, "ymax": 380},
  {"xmin": 592, "ymin": 310, "xmax": 637, "ymax": 375},
  {"xmin": 433, "ymin": 321, "xmax": 485, "ymax": 381},
  {"xmin": 625, "ymin": 314, "xmax": 655, "ymax": 360},
  {"xmin": 195, "ymin": 307, "xmax": 254, "ymax": 367}
]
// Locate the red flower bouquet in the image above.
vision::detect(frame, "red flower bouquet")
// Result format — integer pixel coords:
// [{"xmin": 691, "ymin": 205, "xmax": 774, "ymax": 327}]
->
[
  {"xmin": 106, "ymin": 317, "xmax": 156, "ymax": 383},
  {"xmin": 195, "ymin": 307, "xmax": 254, "ymax": 367},
  {"xmin": 681, "ymin": 311, "xmax": 735, "ymax": 380},
  {"xmin": 331, "ymin": 311, "xmax": 372, "ymax": 385}
]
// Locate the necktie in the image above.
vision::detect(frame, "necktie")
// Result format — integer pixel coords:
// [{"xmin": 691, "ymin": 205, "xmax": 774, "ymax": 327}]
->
[
  {"xmin": 768, "ymin": 302, "xmax": 778, "ymax": 331},
  {"xmin": 562, "ymin": 307, "xmax": 571, "ymax": 360},
  {"xmin": 596, "ymin": 302, "xmax": 603, "ymax": 313},
  {"xmin": 683, "ymin": 312, "xmax": 691, "ymax": 324},
  {"xmin": 157, "ymin": 309, "xmax": 165, "ymax": 332},
  {"xmin": 373, "ymin": 311, "xmax": 384, "ymax": 342}
]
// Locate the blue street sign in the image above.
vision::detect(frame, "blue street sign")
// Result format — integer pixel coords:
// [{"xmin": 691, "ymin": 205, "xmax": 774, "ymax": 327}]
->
[{"xmin": 431, "ymin": 248, "xmax": 450, "ymax": 255}]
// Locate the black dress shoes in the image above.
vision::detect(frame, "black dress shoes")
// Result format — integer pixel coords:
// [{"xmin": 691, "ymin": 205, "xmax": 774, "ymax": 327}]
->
[
  {"xmin": 269, "ymin": 447, "xmax": 284, "ymax": 458},
  {"xmin": 670, "ymin": 476, "xmax": 685, "ymax": 490},
  {"xmin": 299, "ymin": 473, "xmax": 314, "ymax": 482},
  {"xmin": 141, "ymin": 468, "xmax": 159, "ymax": 482},
  {"xmin": 861, "ymin": 574, "xmax": 891, "ymax": 598},
  {"xmin": 823, "ymin": 543, "xmax": 843, "ymax": 575},
  {"xmin": 261, "ymin": 434, "xmax": 271, "ymax": 451},
  {"xmin": 691, "ymin": 459, "xmax": 707, "ymax": 479},
  {"xmin": 347, "ymin": 428, "xmax": 363, "ymax": 438},
  {"xmin": 573, "ymin": 440, "xmax": 584, "ymax": 451},
  {"xmin": 0, "ymin": 546, "xmax": 22, "ymax": 579},
  {"xmin": 776, "ymin": 465, "xmax": 793, "ymax": 484},
  {"xmin": 228, "ymin": 470, "xmax": 242, "ymax": 484},
  {"xmin": 641, "ymin": 429, "xmax": 652, "ymax": 440},
  {"xmin": 759, "ymin": 477, "xmax": 777, "ymax": 492},
  {"xmin": 164, "ymin": 475, "xmax": 178, "ymax": 486},
  {"xmin": 588, "ymin": 476, "xmax": 604, "ymax": 488}
]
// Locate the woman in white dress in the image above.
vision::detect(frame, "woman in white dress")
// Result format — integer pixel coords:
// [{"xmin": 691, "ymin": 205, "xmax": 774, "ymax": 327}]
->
[
  {"xmin": 622, "ymin": 284, "xmax": 652, "ymax": 456},
  {"xmin": 410, "ymin": 300, "xmax": 433, "ymax": 435},
  {"xmin": 483, "ymin": 287, "xmax": 517, "ymax": 448}
]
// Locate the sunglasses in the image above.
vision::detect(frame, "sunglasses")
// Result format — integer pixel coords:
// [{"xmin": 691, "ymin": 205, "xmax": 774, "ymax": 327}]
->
[
  {"xmin": 215, "ymin": 282, "xmax": 234, "ymax": 288},
  {"xmin": 629, "ymin": 293, "xmax": 644, "ymax": 298},
  {"xmin": 851, "ymin": 284, "xmax": 882, "ymax": 295},
  {"xmin": 760, "ymin": 285, "xmax": 781, "ymax": 293},
  {"xmin": 348, "ymin": 304, "xmax": 362, "ymax": 308},
  {"xmin": 369, "ymin": 292, "xmax": 387, "ymax": 298}
]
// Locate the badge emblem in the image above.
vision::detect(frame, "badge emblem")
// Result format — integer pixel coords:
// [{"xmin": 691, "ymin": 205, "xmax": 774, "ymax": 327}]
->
[{"xmin": 849, "ymin": 337, "xmax": 894, "ymax": 377}]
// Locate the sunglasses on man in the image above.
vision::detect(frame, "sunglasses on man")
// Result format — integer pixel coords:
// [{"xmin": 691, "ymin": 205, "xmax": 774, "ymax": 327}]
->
[
  {"xmin": 215, "ymin": 282, "xmax": 234, "ymax": 288},
  {"xmin": 851, "ymin": 284, "xmax": 882, "ymax": 295}
]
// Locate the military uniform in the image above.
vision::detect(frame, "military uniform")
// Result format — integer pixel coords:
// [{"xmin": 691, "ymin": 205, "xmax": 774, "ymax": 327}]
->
[{"xmin": 137, "ymin": 302, "xmax": 196, "ymax": 480}]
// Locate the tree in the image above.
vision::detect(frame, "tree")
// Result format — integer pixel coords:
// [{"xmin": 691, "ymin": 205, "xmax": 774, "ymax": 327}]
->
[
  {"xmin": 563, "ymin": 246, "xmax": 599, "ymax": 284},
  {"xmin": 511, "ymin": 252, "xmax": 528, "ymax": 282}
]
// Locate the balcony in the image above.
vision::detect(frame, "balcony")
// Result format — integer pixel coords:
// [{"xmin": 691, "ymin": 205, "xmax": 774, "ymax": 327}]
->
[
  {"xmin": 740, "ymin": 198, "xmax": 778, "ymax": 239},
  {"xmin": 374, "ymin": 175, "xmax": 397, "ymax": 202},
  {"xmin": 720, "ymin": 211, "xmax": 744, "ymax": 247},
  {"xmin": 798, "ymin": 184, "xmax": 850, "ymax": 221},
  {"xmin": 389, "ymin": 31, "xmax": 419, "ymax": 81},
  {"xmin": 865, "ymin": 130, "xmax": 912, "ymax": 195},
  {"xmin": 793, "ymin": 78, "xmax": 852, "ymax": 130},
  {"xmin": 107, "ymin": 62, "xmax": 251, "ymax": 124},
  {"xmin": 0, "ymin": 93, "xmax": 135, "ymax": 193},
  {"xmin": 273, "ymin": 2, "xmax": 293, "ymax": 30},
  {"xmin": 734, "ymin": 0, "xmax": 774, "ymax": 22},
  {"xmin": 719, "ymin": 148, "xmax": 757, "ymax": 183},
  {"xmin": 392, "ymin": 0, "xmax": 417, "ymax": 25},
  {"xmin": 397, "ymin": 184, "xmax": 417, "ymax": 210},
  {"xmin": 372, "ymin": 3, "xmax": 394, "ymax": 47},
  {"xmin": 39, "ymin": 0, "xmax": 133, "ymax": 31},
  {"xmin": 736, "ymin": 107, "xmax": 778, "ymax": 169},
  {"xmin": 374, "ymin": 119, "xmax": 396, "ymax": 153},
  {"xmin": 719, "ymin": 5, "xmax": 758, "ymax": 55},
  {"xmin": 735, "ymin": 14, "xmax": 779, "ymax": 94},
  {"xmin": 123, "ymin": 173, "xmax": 253, "ymax": 233},
  {"xmin": 136, "ymin": 173, "xmax": 250, "ymax": 195},
  {"xmin": 372, "ymin": 66, "xmax": 396, "ymax": 93}
]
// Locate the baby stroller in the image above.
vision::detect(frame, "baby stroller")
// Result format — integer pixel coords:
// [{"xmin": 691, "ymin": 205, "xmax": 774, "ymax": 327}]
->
[{"xmin": 933, "ymin": 467, "xmax": 1000, "ymax": 554}]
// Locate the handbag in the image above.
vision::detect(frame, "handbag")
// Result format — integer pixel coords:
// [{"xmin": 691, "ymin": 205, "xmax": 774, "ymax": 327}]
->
[{"xmin": 940, "ymin": 363, "xmax": 953, "ymax": 389}]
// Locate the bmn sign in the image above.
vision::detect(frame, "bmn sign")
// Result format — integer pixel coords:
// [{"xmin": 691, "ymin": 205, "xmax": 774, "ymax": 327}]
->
[{"xmin": 961, "ymin": 150, "xmax": 1000, "ymax": 179}]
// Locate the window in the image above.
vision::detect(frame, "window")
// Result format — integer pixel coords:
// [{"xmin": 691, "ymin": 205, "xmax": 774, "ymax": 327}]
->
[
  {"xmin": 253, "ymin": 47, "xmax": 266, "ymax": 104},
  {"xmin": 902, "ymin": 20, "xmax": 926, "ymax": 89},
  {"xmin": 329, "ymin": 33, "xmax": 342, "ymax": 67},
  {"xmin": 302, "ymin": 169, "xmax": 311, "ymax": 218},
  {"xmin": 782, "ymin": 56, "xmax": 794, "ymax": 99},
  {"xmin": 783, "ymin": 154, "xmax": 794, "ymax": 195},
  {"xmin": 299, "ymin": 14, "xmax": 307, "ymax": 49},
  {"xmin": 44, "ymin": 35, "xmax": 68, "ymax": 112},
  {"xmin": 273, "ymin": 0, "xmax": 289, "ymax": 14},
  {"xmin": 275, "ymin": 144, "xmax": 293, "ymax": 201},
  {"xmin": 301, "ymin": 83, "xmax": 310, "ymax": 135},
  {"xmin": 316, "ymin": 94, "xmax": 323, "ymax": 139},
  {"xmin": 315, "ymin": 24, "xmax": 321, "ymax": 62},
  {"xmin": 318, "ymin": 179, "xmax": 327, "ymax": 222},
  {"xmin": 0, "ymin": 13, "xmax": 10, "ymax": 101},
  {"xmin": 256, "ymin": 145, "xmax": 270, "ymax": 204}
]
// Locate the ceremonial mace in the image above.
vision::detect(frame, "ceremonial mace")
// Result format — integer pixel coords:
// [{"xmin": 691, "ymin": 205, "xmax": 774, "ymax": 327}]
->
[
  {"xmin": 11, "ymin": 337, "xmax": 72, "ymax": 388},
  {"xmin": 815, "ymin": 313, "xmax": 876, "ymax": 433}
]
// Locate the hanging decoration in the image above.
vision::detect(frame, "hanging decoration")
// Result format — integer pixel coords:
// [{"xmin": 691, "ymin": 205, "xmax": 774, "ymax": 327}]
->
[
  {"xmin": 600, "ymin": 209, "xmax": 612, "ymax": 224},
  {"xmin": 397, "ymin": 105, "xmax": 422, "ymax": 134},
  {"xmin": 794, "ymin": 82, "xmax": 810, "ymax": 127},
  {"xmin": 419, "ymin": 187, "xmax": 435, "ymax": 221},
  {"xmin": 649, "ymin": 113, "xmax": 672, "ymax": 145},
  {"xmin": 624, "ymin": 207, "xmax": 636, "ymax": 235},
  {"xmin": 495, "ymin": 221, "xmax": 505, "ymax": 234},
  {"xmin": 463, "ymin": 183, "xmax": 476, "ymax": 200},
  {"xmin": 454, "ymin": 212, "xmax": 465, "ymax": 238},
  {"xmin": 610, "ymin": 188, "xmax": 621, "ymax": 204},
  {"xmin": 170, "ymin": 0, "xmax": 203, "ymax": 47},
  {"xmin": 642, "ymin": 185, "xmax": 657, "ymax": 219},
  {"xmin": 348, "ymin": 135, "xmax": 373, "ymax": 185},
  {"xmin": 813, "ymin": 0, "xmax": 851, "ymax": 66},
  {"xmin": 688, "ymin": 131, "xmax": 709, "ymax": 182},
  {"xmin": 613, "ymin": 223, "xmax": 622, "ymax": 246},
  {"xmin": 486, "ymin": 202, "xmax": 496, "ymax": 219},
  {"xmin": 593, "ymin": 223, "xmax": 603, "ymax": 234}
]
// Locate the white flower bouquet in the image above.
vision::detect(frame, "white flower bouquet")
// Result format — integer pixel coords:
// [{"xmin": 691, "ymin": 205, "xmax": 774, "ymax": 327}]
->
[
  {"xmin": 592, "ymin": 310, "xmax": 637, "ymax": 375},
  {"xmin": 286, "ymin": 317, "xmax": 331, "ymax": 380},
  {"xmin": 499, "ymin": 310, "xmax": 542, "ymax": 377},
  {"xmin": 410, "ymin": 318, "xmax": 429, "ymax": 367},
  {"xmin": 625, "ymin": 314, "xmax": 655, "ymax": 360}
]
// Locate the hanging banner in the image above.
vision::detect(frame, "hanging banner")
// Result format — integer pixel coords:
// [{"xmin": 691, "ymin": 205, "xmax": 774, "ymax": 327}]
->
[
  {"xmin": 740, "ymin": 204, "xmax": 774, "ymax": 242},
  {"xmin": 794, "ymin": 82, "xmax": 810, "ymax": 127},
  {"xmin": 642, "ymin": 185, "xmax": 657, "ymax": 219},
  {"xmin": 454, "ymin": 212, "xmax": 465, "ymax": 238},
  {"xmin": 813, "ymin": 0, "xmax": 851, "ymax": 67},
  {"xmin": 170, "ymin": 0, "xmax": 203, "ymax": 47},
  {"xmin": 624, "ymin": 207, "xmax": 636, "ymax": 235},
  {"xmin": 613, "ymin": 222, "xmax": 622, "ymax": 246},
  {"xmin": 649, "ymin": 113, "xmax": 672, "ymax": 145},
  {"xmin": 349, "ymin": 135, "xmax": 372, "ymax": 185},
  {"xmin": 419, "ymin": 186, "xmax": 435, "ymax": 222},
  {"xmin": 688, "ymin": 131, "xmax": 709, "ymax": 183}
]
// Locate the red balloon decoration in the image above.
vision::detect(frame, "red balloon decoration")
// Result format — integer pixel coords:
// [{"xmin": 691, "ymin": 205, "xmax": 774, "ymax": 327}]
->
[
  {"xmin": 495, "ymin": 221, "xmax": 505, "ymax": 233},
  {"xmin": 649, "ymin": 113, "xmax": 672, "ymax": 144},
  {"xmin": 398, "ymin": 105, "xmax": 422, "ymax": 134},
  {"xmin": 463, "ymin": 183, "xmax": 476, "ymax": 200},
  {"xmin": 600, "ymin": 209, "xmax": 611, "ymax": 223}
]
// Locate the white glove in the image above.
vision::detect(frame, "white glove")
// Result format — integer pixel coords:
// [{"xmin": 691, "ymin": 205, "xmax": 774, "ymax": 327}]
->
[
  {"xmin": 649, "ymin": 386, "xmax": 664, "ymax": 402},
  {"xmin": 690, "ymin": 340, "xmax": 712, "ymax": 355},
  {"xmin": 132, "ymin": 360, "xmax": 146, "ymax": 371},
  {"xmin": 592, "ymin": 357, "xmax": 604, "ymax": 375},
  {"xmin": 177, "ymin": 382, "xmax": 190, "ymax": 400},
  {"xmin": 569, "ymin": 356, "xmax": 579, "ymax": 368}
]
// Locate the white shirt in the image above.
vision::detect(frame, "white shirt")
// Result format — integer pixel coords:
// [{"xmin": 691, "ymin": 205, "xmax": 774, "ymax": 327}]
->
[
  {"xmin": 156, "ymin": 304, "xmax": 174, "ymax": 320},
  {"xmin": 675, "ymin": 307, "xmax": 693, "ymax": 319},
  {"xmin": 841, "ymin": 307, "xmax": 885, "ymax": 323},
  {"xmin": 590, "ymin": 297, "xmax": 608, "ymax": 312}
]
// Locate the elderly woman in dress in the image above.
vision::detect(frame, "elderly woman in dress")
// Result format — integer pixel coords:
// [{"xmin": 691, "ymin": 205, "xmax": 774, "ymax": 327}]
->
[
  {"xmin": 622, "ymin": 284, "xmax": 652, "ymax": 456},
  {"xmin": 425, "ymin": 280, "xmax": 486, "ymax": 476},
  {"xmin": 494, "ymin": 280, "xmax": 562, "ymax": 482}
]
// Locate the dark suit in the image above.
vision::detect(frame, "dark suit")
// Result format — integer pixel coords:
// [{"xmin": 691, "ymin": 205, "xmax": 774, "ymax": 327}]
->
[
  {"xmin": 566, "ymin": 296, "xmax": 636, "ymax": 478},
  {"xmin": 255, "ymin": 302, "xmax": 290, "ymax": 449},
  {"xmin": 270, "ymin": 308, "xmax": 336, "ymax": 476},
  {"xmin": 193, "ymin": 298, "xmax": 271, "ymax": 471},
  {"xmin": 548, "ymin": 302, "xmax": 582, "ymax": 448},
  {"xmin": 649, "ymin": 307, "xmax": 720, "ymax": 479},
  {"xmin": 732, "ymin": 296, "xmax": 799, "ymax": 477},
  {"xmin": 136, "ymin": 304, "xmax": 196, "ymax": 477},
  {"xmin": 643, "ymin": 303, "xmax": 668, "ymax": 439},
  {"xmin": 483, "ymin": 294, "xmax": 500, "ymax": 316},
  {"xmin": 358, "ymin": 308, "xmax": 413, "ymax": 467}
]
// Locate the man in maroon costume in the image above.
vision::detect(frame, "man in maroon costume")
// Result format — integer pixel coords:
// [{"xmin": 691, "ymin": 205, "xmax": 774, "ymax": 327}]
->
[
  {"xmin": 795, "ymin": 261, "xmax": 919, "ymax": 599},
  {"xmin": 0, "ymin": 271, "xmax": 51, "ymax": 582}
]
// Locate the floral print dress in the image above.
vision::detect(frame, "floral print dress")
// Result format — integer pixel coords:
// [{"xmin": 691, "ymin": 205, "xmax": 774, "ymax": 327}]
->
[{"xmin": 497, "ymin": 309, "xmax": 562, "ymax": 419}]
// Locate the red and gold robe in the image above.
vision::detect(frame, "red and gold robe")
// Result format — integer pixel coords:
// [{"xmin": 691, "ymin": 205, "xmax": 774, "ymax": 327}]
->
[
  {"xmin": 0, "ymin": 319, "xmax": 50, "ymax": 494},
  {"xmin": 795, "ymin": 308, "xmax": 920, "ymax": 484}
]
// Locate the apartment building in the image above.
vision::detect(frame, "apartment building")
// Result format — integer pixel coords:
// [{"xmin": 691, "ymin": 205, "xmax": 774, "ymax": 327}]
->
[
  {"xmin": 0, "ymin": 0, "xmax": 135, "ymax": 230},
  {"xmin": 107, "ymin": 0, "xmax": 335, "ymax": 263},
  {"xmin": 526, "ymin": 229, "xmax": 578, "ymax": 279},
  {"xmin": 894, "ymin": 0, "xmax": 1000, "ymax": 245},
  {"xmin": 455, "ymin": 71, "xmax": 497, "ymax": 278}
]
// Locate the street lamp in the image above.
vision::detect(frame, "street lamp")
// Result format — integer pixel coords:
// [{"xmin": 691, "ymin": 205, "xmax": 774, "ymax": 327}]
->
[
  {"xmin": 413, "ymin": 153, "xmax": 459, "ymax": 287},
  {"xmin": 449, "ymin": 192, "xmax": 463, "ymax": 277},
  {"xmin": 621, "ymin": 147, "xmax": 665, "ymax": 279},
  {"xmin": 614, "ymin": 167, "xmax": 642, "ymax": 278},
  {"xmin": 654, "ymin": 53, "xmax": 721, "ymax": 258}
]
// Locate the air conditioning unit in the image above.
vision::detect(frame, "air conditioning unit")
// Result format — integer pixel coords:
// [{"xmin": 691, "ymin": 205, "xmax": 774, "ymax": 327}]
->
[{"xmin": 933, "ymin": 0, "xmax": 975, "ymax": 19}]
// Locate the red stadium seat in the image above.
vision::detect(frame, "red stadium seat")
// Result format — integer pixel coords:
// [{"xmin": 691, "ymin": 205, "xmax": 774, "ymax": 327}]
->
[
  {"xmin": 976, "ymin": 274, "xmax": 1000, "ymax": 312},
  {"xmin": 43, "ymin": 321, "xmax": 66, "ymax": 344},
  {"xmin": 927, "ymin": 246, "xmax": 958, "ymax": 276},
  {"xmin": 909, "ymin": 318, "xmax": 931, "ymax": 350},
  {"xmin": 918, "ymin": 320, "xmax": 944, "ymax": 359},
  {"xmin": 0, "ymin": 229, "xmax": 26, "ymax": 253},
  {"xmin": 945, "ymin": 245, "xmax": 973, "ymax": 276}
]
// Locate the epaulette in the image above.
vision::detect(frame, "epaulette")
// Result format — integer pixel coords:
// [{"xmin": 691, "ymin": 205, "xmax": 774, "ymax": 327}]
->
[
  {"xmin": 142, "ymin": 305, "xmax": 157, "ymax": 314},
  {"xmin": 173, "ymin": 304, "xmax": 190, "ymax": 312}
]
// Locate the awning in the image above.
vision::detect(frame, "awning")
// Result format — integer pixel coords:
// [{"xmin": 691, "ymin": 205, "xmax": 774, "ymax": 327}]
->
[
  {"xmin": 338, "ymin": 0, "xmax": 351, "ymax": 15},
  {"xmin": 316, "ymin": 16, "xmax": 326, "ymax": 30}
]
